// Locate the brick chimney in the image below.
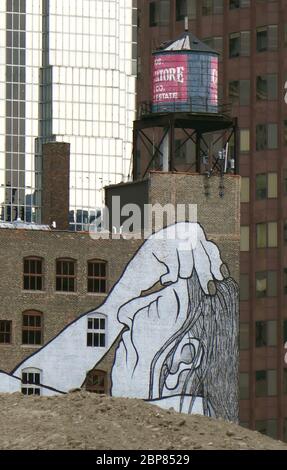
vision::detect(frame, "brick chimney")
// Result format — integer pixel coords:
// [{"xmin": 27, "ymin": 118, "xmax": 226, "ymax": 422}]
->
[{"xmin": 42, "ymin": 142, "xmax": 70, "ymax": 230}]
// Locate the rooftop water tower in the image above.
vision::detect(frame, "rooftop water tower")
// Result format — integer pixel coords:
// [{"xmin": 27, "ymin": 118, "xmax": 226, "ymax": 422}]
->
[
  {"xmin": 133, "ymin": 25, "xmax": 238, "ymax": 181},
  {"xmin": 152, "ymin": 31, "xmax": 219, "ymax": 114}
]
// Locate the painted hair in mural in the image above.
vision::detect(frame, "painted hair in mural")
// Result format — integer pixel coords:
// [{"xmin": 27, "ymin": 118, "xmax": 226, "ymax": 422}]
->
[{"xmin": 0, "ymin": 223, "xmax": 239, "ymax": 421}]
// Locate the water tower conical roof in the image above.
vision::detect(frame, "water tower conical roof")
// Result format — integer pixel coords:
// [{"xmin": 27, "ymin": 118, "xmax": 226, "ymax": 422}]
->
[{"xmin": 156, "ymin": 32, "xmax": 219, "ymax": 55}]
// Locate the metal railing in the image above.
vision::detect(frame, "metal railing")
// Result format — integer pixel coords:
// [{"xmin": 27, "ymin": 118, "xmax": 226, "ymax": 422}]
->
[{"xmin": 138, "ymin": 98, "xmax": 232, "ymax": 119}]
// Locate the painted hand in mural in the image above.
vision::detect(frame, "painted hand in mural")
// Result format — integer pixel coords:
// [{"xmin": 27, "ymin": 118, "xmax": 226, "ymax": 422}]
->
[{"xmin": 109, "ymin": 222, "xmax": 229, "ymax": 316}]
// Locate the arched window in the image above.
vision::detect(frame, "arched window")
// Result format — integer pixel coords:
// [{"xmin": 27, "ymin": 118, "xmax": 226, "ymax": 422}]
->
[
  {"xmin": 21, "ymin": 368, "xmax": 42, "ymax": 396},
  {"xmin": 87, "ymin": 314, "xmax": 106, "ymax": 348},
  {"xmin": 23, "ymin": 257, "xmax": 43, "ymax": 291},
  {"xmin": 22, "ymin": 311, "xmax": 43, "ymax": 346},
  {"xmin": 87, "ymin": 259, "xmax": 107, "ymax": 293},
  {"xmin": 56, "ymin": 258, "xmax": 76, "ymax": 292},
  {"xmin": 85, "ymin": 369, "xmax": 108, "ymax": 395}
]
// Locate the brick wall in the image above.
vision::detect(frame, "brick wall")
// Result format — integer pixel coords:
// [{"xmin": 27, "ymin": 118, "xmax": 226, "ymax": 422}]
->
[{"xmin": 0, "ymin": 229, "xmax": 141, "ymax": 372}]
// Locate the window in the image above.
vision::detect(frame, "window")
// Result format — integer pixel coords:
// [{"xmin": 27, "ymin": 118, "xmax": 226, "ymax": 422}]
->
[
  {"xmin": 256, "ymin": 124, "xmax": 278, "ymax": 150},
  {"xmin": 87, "ymin": 260, "xmax": 107, "ymax": 294},
  {"xmin": 241, "ymin": 177, "xmax": 250, "ymax": 203},
  {"xmin": 85, "ymin": 370, "xmax": 108, "ymax": 394},
  {"xmin": 256, "ymin": 271, "xmax": 277, "ymax": 298},
  {"xmin": 56, "ymin": 259, "xmax": 76, "ymax": 292},
  {"xmin": 229, "ymin": 31, "xmax": 250, "ymax": 57},
  {"xmin": 255, "ymin": 321, "xmax": 277, "ymax": 347},
  {"xmin": 240, "ymin": 129, "xmax": 250, "ymax": 152},
  {"xmin": 255, "ymin": 369, "xmax": 277, "ymax": 397},
  {"xmin": 284, "ymin": 369, "xmax": 287, "ymax": 395},
  {"xmin": 255, "ymin": 420, "xmax": 277, "ymax": 440},
  {"xmin": 284, "ymin": 221, "xmax": 287, "ymax": 245},
  {"xmin": 256, "ymin": 25, "xmax": 278, "ymax": 52},
  {"xmin": 23, "ymin": 257, "xmax": 43, "ymax": 291},
  {"xmin": 284, "ymin": 120, "xmax": 287, "ymax": 146},
  {"xmin": 256, "ymin": 173, "xmax": 277, "ymax": 199},
  {"xmin": 284, "ymin": 269, "xmax": 287, "ymax": 295},
  {"xmin": 230, "ymin": 0, "xmax": 250, "ymax": 8},
  {"xmin": 202, "ymin": 0, "xmax": 223, "ymax": 15},
  {"xmin": 240, "ymin": 273, "xmax": 249, "ymax": 301},
  {"xmin": 0, "ymin": 320, "xmax": 12, "ymax": 344},
  {"xmin": 256, "ymin": 75, "xmax": 277, "ymax": 101},
  {"xmin": 239, "ymin": 373, "xmax": 249, "ymax": 399},
  {"xmin": 229, "ymin": 80, "xmax": 250, "ymax": 106},
  {"xmin": 149, "ymin": 0, "xmax": 170, "ymax": 26},
  {"xmin": 240, "ymin": 323, "xmax": 249, "ymax": 350},
  {"xmin": 284, "ymin": 169, "xmax": 287, "ymax": 195},
  {"xmin": 21, "ymin": 368, "xmax": 41, "ymax": 396},
  {"xmin": 22, "ymin": 311, "xmax": 42, "ymax": 346},
  {"xmin": 87, "ymin": 315, "xmax": 106, "ymax": 347},
  {"xmin": 176, "ymin": 0, "xmax": 197, "ymax": 20},
  {"xmin": 240, "ymin": 226, "xmax": 250, "ymax": 251},
  {"xmin": 256, "ymin": 222, "xmax": 277, "ymax": 248},
  {"xmin": 203, "ymin": 37, "xmax": 223, "ymax": 59}
]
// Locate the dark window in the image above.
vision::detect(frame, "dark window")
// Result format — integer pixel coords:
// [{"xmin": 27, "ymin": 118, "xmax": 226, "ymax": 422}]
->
[
  {"xmin": 255, "ymin": 370, "xmax": 277, "ymax": 397},
  {"xmin": 22, "ymin": 311, "xmax": 42, "ymax": 346},
  {"xmin": 56, "ymin": 259, "xmax": 76, "ymax": 292},
  {"xmin": 149, "ymin": 0, "xmax": 170, "ymax": 27},
  {"xmin": 87, "ymin": 317, "xmax": 106, "ymax": 348},
  {"xmin": 255, "ymin": 321, "xmax": 277, "ymax": 347},
  {"xmin": 229, "ymin": 31, "xmax": 250, "ymax": 58},
  {"xmin": 0, "ymin": 320, "xmax": 12, "ymax": 344},
  {"xmin": 21, "ymin": 370, "xmax": 41, "ymax": 396},
  {"xmin": 202, "ymin": 0, "xmax": 223, "ymax": 15},
  {"xmin": 230, "ymin": 0, "xmax": 250, "ymax": 8},
  {"xmin": 284, "ymin": 269, "xmax": 287, "ymax": 295},
  {"xmin": 256, "ymin": 75, "xmax": 277, "ymax": 100},
  {"xmin": 229, "ymin": 80, "xmax": 250, "ymax": 105},
  {"xmin": 240, "ymin": 273, "xmax": 249, "ymax": 301},
  {"xmin": 284, "ymin": 320, "xmax": 287, "ymax": 343},
  {"xmin": 284, "ymin": 169, "xmax": 287, "ymax": 195},
  {"xmin": 255, "ymin": 420, "xmax": 277, "ymax": 440},
  {"xmin": 23, "ymin": 257, "xmax": 43, "ymax": 291},
  {"xmin": 284, "ymin": 121, "xmax": 287, "ymax": 146},
  {"xmin": 284, "ymin": 369, "xmax": 287, "ymax": 395},
  {"xmin": 87, "ymin": 260, "xmax": 107, "ymax": 294},
  {"xmin": 256, "ymin": 123, "xmax": 278, "ymax": 150},
  {"xmin": 85, "ymin": 370, "xmax": 108, "ymax": 395},
  {"xmin": 239, "ymin": 373, "xmax": 249, "ymax": 399},
  {"xmin": 239, "ymin": 323, "xmax": 249, "ymax": 350},
  {"xmin": 176, "ymin": 0, "xmax": 196, "ymax": 20},
  {"xmin": 256, "ymin": 174, "xmax": 267, "ymax": 199},
  {"xmin": 284, "ymin": 221, "xmax": 287, "ymax": 244},
  {"xmin": 256, "ymin": 271, "xmax": 277, "ymax": 298},
  {"xmin": 257, "ymin": 25, "xmax": 278, "ymax": 52}
]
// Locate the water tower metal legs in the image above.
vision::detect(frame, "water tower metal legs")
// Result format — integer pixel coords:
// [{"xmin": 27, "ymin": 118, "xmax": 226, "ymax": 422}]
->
[{"xmin": 195, "ymin": 132, "xmax": 201, "ymax": 173}]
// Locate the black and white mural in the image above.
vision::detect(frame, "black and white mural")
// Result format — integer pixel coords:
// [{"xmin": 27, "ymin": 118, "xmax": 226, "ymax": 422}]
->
[{"xmin": 0, "ymin": 223, "xmax": 239, "ymax": 421}]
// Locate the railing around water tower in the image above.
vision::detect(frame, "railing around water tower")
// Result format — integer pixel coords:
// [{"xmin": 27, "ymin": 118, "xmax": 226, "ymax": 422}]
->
[{"xmin": 137, "ymin": 97, "xmax": 232, "ymax": 120}]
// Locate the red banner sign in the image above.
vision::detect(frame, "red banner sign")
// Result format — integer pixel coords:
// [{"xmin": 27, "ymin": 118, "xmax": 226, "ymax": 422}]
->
[
  {"xmin": 152, "ymin": 54, "xmax": 188, "ymax": 104},
  {"xmin": 210, "ymin": 57, "xmax": 218, "ymax": 106}
]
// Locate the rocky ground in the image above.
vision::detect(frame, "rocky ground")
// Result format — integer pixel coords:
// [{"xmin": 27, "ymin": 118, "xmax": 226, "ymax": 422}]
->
[{"xmin": 0, "ymin": 391, "xmax": 286, "ymax": 450}]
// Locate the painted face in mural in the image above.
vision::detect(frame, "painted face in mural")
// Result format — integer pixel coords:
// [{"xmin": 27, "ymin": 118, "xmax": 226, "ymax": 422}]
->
[{"xmin": 111, "ymin": 223, "xmax": 238, "ymax": 421}]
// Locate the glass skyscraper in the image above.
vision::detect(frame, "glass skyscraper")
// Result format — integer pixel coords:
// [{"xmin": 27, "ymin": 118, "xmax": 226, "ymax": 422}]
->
[{"xmin": 0, "ymin": 0, "xmax": 137, "ymax": 229}]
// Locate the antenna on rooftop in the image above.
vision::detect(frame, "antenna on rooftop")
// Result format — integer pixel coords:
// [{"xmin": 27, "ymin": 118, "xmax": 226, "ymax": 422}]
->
[{"xmin": 184, "ymin": 16, "xmax": 189, "ymax": 32}]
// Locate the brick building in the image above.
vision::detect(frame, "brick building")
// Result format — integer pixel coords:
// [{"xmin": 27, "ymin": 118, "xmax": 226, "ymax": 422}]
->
[
  {"xmin": 0, "ymin": 172, "xmax": 240, "ymax": 410},
  {"xmin": 136, "ymin": 0, "xmax": 287, "ymax": 441}
]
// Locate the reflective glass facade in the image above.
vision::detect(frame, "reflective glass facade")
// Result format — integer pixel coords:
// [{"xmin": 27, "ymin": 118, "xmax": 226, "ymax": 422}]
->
[{"xmin": 0, "ymin": 0, "xmax": 137, "ymax": 229}]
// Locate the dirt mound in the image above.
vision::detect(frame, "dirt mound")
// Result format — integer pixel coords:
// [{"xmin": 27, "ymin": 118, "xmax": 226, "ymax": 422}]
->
[{"xmin": 0, "ymin": 391, "xmax": 286, "ymax": 450}]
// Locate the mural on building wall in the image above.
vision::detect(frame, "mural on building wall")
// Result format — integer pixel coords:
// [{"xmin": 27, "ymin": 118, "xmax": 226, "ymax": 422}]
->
[{"xmin": 0, "ymin": 222, "xmax": 239, "ymax": 421}]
